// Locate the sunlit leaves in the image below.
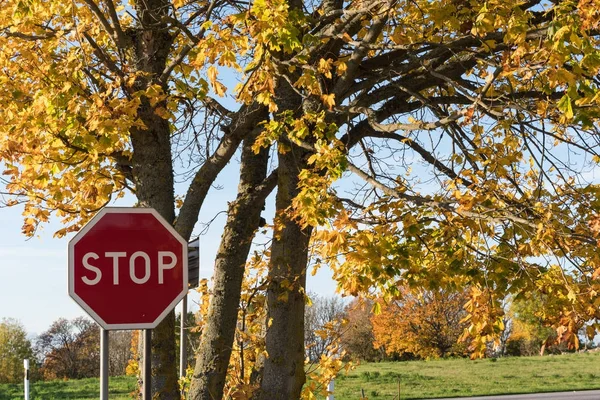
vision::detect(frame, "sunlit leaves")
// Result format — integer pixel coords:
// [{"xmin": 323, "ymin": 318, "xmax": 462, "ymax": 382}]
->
[
  {"xmin": 4, "ymin": 0, "xmax": 600, "ymax": 377},
  {"xmin": 372, "ymin": 289, "xmax": 470, "ymax": 359}
]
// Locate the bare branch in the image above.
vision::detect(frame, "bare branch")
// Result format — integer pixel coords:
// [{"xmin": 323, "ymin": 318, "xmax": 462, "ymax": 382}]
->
[
  {"xmin": 159, "ymin": 0, "xmax": 219, "ymax": 83},
  {"xmin": 175, "ymin": 103, "xmax": 269, "ymax": 239},
  {"xmin": 104, "ymin": 0, "xmax": 129, "ymax": 48},
  {"xmin": 80, "ymin": 0, "xmax": 116, "ymax": 42}
]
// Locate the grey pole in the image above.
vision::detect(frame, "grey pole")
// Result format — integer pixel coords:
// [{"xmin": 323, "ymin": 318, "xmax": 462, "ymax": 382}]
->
[
  {"xmin": 327, "ymin": 378, "xmax": 335, "ymax": 400},
  {"xmin": 23, "ymin": 359, "xmax": 29, "ymax": 400},
  {"xmin": 180, "ymin": 294, "xmax": 188, "ymax": 378},
  {"xmin": 100, "ymin": 328, "xmax": 109, "ymax": 400},
  {"xmin": 143, "ymin": 329, "xmax": 152, "ymax": 400}
]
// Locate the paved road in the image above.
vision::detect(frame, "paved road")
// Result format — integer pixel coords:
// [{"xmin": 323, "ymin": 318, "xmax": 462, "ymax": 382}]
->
[{"xmin": 431, "ymin": 390, "xmax": 600, "ymax": 400}]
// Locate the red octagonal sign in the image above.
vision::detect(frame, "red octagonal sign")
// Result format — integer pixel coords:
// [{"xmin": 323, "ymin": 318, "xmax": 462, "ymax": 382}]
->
[{"xmin": 69, "ymin": 208, "xmax": 188, "ymax": 330}]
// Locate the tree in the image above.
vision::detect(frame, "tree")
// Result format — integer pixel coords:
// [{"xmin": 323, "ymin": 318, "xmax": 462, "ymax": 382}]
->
[
  {"xmin": 1, "ymin": 1, "xmax": 272, "ymax": 398},
  {"xmin": 109, "ymin": 331, "xmax": 134, "ymax": 376},
  {"xmin": 0, "ymin": 318, "xmax": 34, "ymax": 383},
  {"xmin": 36, "ymin": 317, "xmax": 99, "ymax": 380},
  {"xmin": 371, "ymin": 289, "xmax": 469, "ymax": 359},
  {"xmin": 304, "ymin": 0, "xmax": 600, "ymax": 360},
  {"xmin": 339, "ymin": 299, "xmax": 383, "ymax": 362},
  {"xmin": 304, "ymin": 293, "xmax": 345, "ymax": 363},
  {"xmin": 506, "ymin": 292, "xmax": 573, "ymax": 356},
  {"xmin": 4, "ymin": 0, "xmax": 600, "ymax": 399}
]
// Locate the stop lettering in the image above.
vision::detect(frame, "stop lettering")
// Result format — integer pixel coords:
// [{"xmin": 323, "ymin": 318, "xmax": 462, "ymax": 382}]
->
[
  {"xmin": 68, "ymin": 208, "xmax": 188, "ymax": 330},
  {"xmin": 80, "ymin": 251, "xmax": 178, "ymax": 285}
]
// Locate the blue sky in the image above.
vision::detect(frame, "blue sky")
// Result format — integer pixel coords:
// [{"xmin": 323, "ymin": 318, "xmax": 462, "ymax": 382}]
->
[{"xmin": 0, "ymin": 158, "xmax": 338, "ymax": 335}]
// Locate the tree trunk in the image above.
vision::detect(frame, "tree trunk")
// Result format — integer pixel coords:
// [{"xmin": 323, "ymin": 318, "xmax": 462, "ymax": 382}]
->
[
  {"xmin": 129, "ymin": 109, "xmax": 180, "ymax": 398},
  {"xmin": 188, "ymin": 126, "xmax": 274, "ymax": 400},
  {"xmin": 151, "ymin": 313, "xmax": 179, "ymax": 398},
  {"xmin": 540, "ymin": 342, "xmax": 546, "ymax": 356},
  {"xmin": 126, "ymin": 0, "xmax": 181, "ymax": 397},
  {"xmin": 129, "ymin": 71, "xmax": 180, "ymax": 396},
  {"xmin": 258, "ymin": 142, "xmax": 312, "ymax": 400}
]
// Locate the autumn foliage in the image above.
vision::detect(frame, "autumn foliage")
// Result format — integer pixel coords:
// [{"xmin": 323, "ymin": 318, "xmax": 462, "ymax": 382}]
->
[
  {"xmin": 4, "ymin": 0, "xmax": 600, "ymax": 397},
  {"xmin": 371, "ymin": 289, "xmax": 469, "ymax": 359},
  {"xmin": 0, "ymin": 319, "xmax": 35, "ymax": 384},
  {"xmin": 35, "ymin": 318, "xmax": 99, "ymax": 380},
  {"xmin": 340, "ymin": 299, "xmax": 383, "ymax": 362}
]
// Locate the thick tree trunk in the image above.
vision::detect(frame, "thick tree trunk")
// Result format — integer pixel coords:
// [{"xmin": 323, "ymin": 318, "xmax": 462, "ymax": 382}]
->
[
  {"xmin": 126, "ymin": 1, "xmax": 181, "ymax": 398},
  {"xmin": 249, "ymin": 60, "xmax": 316, "ymax": 398},
  {"xmin": 130, "ymin": 108, "xmax": 180, "ymax": 398},
  {"xmin": 151, "ymin": 313, "xmax": 179, "ymax": 398},
  {"xmin": 257, "ymin": 143, "xmax": 312, "ymax": 400},
  {"xmin": 255, "ymin": 87, "xmax": 315, "ymax": 397},
  {"xmin": 188, "ymin": 127, "xmax": 274, "ymax": 400}
]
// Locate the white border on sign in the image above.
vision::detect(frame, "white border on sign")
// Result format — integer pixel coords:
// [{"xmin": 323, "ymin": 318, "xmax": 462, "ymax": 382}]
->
[{"xmin": 68, "ymin": 207, "xmax": 189, "ymax": 330}]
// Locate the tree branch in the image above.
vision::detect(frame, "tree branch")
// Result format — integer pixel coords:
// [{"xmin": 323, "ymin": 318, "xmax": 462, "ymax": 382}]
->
[
  {"xmin": 174, "ymin": 103, "xmax": 269, "ymax": 239},
  {"xmin": 80, "ymin": 0, "xmax": 116, "ymax": 42},
  {"xmin": 104, "ymin": 0, "xmax": 129, "ymax": 48},
  {"xmin": 346, "ymin": 162, "xmax": 597, "ymax": 246},
  {"xmin": 159, "ymin": 0, "xmax": 219, "ymax": 83}
]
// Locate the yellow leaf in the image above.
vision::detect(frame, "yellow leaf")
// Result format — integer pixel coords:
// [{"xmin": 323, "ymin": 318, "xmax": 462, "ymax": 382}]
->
[
  {"xmin": 336, "ymin": 61, "xmax": 347, "ymax": 76},
  {"xmin": 321, "ymin": 93, "xmax": 335, "ymax": 110},
  {"xmin": 207, "ymin": 66, "xmax": 219, "ymax": 86},
  {"xmin": 318, "ymin": 58, "xmax": 333, "ymax": 79}
]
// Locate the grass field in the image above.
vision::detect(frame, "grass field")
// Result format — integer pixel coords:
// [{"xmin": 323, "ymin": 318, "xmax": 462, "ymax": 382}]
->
[
  {"xmin": 334, "ymin": 352, "xmax": 600, "ymax": 399},
  {"xmin": 2, "ymin": 353, "xmax": 600, "ymax": 399},
  {"xmin": 0, "ymin": 376, "xmax": 135, "ymax": 400}
]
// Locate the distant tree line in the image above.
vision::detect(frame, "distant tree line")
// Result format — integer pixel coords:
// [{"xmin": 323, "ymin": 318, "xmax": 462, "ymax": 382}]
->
[
  {"xmin": 0, "ymin": 317, "xmax": 131, "ymax": 383},
  {"xmin": 304, "ymin": 290, "xmax": 470, "ymax": 362},
  {"xmin": 0, "ymin": 312, "xmax": 199, "ymax": 384},
  {"xmin": 304, "ymin": 290, "xmax": 598, "ymax": 364},
  {"xmin": 1, "ymin": 290, "xmax": 595, "ymax": 385}
]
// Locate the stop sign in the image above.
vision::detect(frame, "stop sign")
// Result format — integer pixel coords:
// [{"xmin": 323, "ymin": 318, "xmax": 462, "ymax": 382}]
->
[{"xmin": 68, "ymin": 208, "xmax": 188, "ymax": 330}]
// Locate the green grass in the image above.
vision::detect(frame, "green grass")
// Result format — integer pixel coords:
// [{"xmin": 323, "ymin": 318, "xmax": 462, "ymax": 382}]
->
[
  {"xmin": 0, "ymin": 376, "xmax": 136, "ymax": 400},
  {"xmin": 333, "ymin": 352, "xmax": 600, "ymax": 399},
  {"xmin": 3, "ymin": 353, "xmax": 600, "ymax": 399}
]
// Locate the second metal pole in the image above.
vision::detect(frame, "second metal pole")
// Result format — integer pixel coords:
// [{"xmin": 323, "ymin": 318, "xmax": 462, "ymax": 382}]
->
[
  {"xmin": 100, "ymin": 328, "xmax": 109, "ymax": 400},
  {"xmin": 327, "ymin": 378, "xmax": 335, "ymax": 400},
  {"xmin": 23, "ymin": 359, "xmax": 29, "ymax": 400},
  {"xmin": 180, "ymin": 294, "xmax": 188, "ymax": 378},
  {"xmin": 143, "ymin": 329, "xmax": 152, "ymax": 400}
]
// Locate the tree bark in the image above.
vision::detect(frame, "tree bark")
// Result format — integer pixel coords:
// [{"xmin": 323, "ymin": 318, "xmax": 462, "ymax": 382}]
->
[
  {"xmin": 257, "ymin": 140, "xmax": 313, "ymax": 400},
  {"xmin": 128, "ymin": 10, "xmax": 269, "ymax": 397},
  {"xmin": 188, "ymin": 124, "xmax": 275, "ymax": 400},
  {"xmin": 250, "ymin": 56, "xmax": 315, "ymax": 397},
  {"xmin": 125, "ymin": 0, "xmax": 182, "ymax": 397},
  {"xmin": 257, "ymin": 90, "xmax": 315, "ymax": 399},
  {"xmin": 129, "ymin": 107, "xmax": 180, "ymax": 398}
]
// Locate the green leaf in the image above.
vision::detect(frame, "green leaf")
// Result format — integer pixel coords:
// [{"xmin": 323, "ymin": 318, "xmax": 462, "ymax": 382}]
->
[{"xmin": 557, "ymin": 95, "xmax": 574, "ymax": 119}]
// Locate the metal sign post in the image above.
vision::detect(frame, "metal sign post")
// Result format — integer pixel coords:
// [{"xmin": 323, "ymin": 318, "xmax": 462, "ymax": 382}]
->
[
  {"xmin": 68, "ymin": 207, "xmax": 189, "ymax": 400},
  {"xmin": 327, "ymin": 378, "xmax": 335, "ymax": 400},
  {"xmin": 180, "ymin": 238, "xmax": 199, "ymax": 378},
  {"xmin": 100, "ymin": 328, "xmax": 109, "ymax": 400},
  {"xmin": 143, "ymin": 329, "xmax": 152, "ymax": 400},
  {"xmin": 23, "ymin": 359, "xmax": 29, "ymax": 400},
  {"xmin": 180, "ymin": 294, "xmax": 187, "ymax": 378}
]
